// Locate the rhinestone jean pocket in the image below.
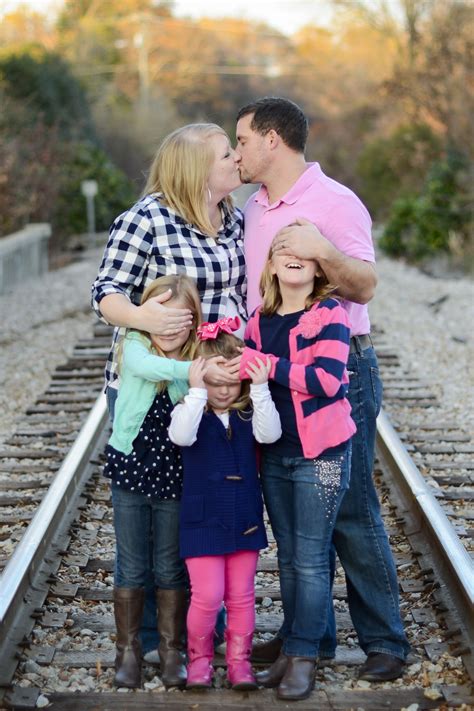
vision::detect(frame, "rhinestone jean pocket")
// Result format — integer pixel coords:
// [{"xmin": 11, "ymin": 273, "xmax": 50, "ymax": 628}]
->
[{"xmin": 313, "ymin": 455, "xmax": 344, "ymax": 518}]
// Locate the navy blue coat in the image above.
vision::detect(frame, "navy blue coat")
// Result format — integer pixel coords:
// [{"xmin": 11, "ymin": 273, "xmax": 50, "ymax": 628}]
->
[{"xmin": 179, "ymin": 409, "xmax": 268, "ymax": 558}]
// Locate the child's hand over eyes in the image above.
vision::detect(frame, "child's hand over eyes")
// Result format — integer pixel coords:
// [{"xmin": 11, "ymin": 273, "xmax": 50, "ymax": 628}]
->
[
  {"xmin": 245, "ymin": 356, "xmax": 271, "ymax": 385},
  {"xmin": 189, "ymin": 357, "xmax": 208, "ymax": 388}
]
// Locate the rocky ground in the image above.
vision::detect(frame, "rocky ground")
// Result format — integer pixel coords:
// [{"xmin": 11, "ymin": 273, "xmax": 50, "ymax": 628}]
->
[
  {"xmin": 1, "ymin": 249, "xmax": 472, "ymax": 707},
  {"xmin": 369, "ymin": 255, "xmax": 474, "ymax": 435},
  {"xmin": 0, "ymin": 247, "xmax": 103, "ymax": 445}
]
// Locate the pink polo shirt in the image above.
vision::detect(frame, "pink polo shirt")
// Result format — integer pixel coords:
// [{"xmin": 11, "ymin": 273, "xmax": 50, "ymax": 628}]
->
[{"xmin": 243, "ymin": 162, "xmax": 374, "ymax": 336}]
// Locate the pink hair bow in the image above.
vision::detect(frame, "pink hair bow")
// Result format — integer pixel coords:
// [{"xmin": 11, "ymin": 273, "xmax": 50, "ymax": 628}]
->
[{"xmin": 197, "ymin": 316, "xmax": 241, "ymax": 341}]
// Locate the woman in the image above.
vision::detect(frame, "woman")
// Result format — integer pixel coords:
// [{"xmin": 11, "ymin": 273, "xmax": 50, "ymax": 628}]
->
[
  {"xmin": 91, "ymin": 123, "xmax": 245, "ymax": 685},
  {"xmin": 92, "ymin": 123, "xmax": 246, "ymax": 401}
]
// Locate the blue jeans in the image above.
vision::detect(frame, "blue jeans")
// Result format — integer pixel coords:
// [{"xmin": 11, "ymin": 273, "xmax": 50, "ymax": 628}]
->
[
  {"xmin": 111, "ymin": 484, "xmax": 187, "ymax": 589},
  {"xmin": 319, "ymin": 346, "xmax": 410, "ymax": 661},
  {"xmin": 106, "ymin": 387, "xmax": 226, "ymax": 653},
  {"xmin": 261, "ymin": 447, "xmax": 351, "ymax": 658}
]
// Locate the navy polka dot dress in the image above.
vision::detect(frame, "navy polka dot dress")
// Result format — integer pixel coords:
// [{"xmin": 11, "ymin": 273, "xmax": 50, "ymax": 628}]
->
[{"xmin": 103, "ymin": 390, "xmax": 182, "ymax": 499}]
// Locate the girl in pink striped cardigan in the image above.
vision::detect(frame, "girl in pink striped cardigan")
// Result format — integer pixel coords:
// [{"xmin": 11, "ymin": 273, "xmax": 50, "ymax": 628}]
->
[{"xmin": 239, "ymin": 244, "xmax": 356, "ymax": 701}]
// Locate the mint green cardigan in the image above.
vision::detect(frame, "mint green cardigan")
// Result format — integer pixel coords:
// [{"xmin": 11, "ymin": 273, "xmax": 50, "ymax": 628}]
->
[{"xmin": 109, "ymin": 331, "xmax": 190, "ymax": 455}]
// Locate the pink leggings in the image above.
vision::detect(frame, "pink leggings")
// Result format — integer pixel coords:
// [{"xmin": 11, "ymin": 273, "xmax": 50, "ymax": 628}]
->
[{"xmin": 186, "ymin": 550, "xmax": 258, "ymax": 637}]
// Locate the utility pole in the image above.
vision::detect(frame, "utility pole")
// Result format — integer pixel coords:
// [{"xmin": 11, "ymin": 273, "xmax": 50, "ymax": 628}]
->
[{"xmin": 134, "ymin": 13, "xmax": 150, "ymax": 112}]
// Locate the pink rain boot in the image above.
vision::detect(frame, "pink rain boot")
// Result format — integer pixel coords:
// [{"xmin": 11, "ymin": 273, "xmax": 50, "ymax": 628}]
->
[
  {"xmin": 226, "ymin": 630, "xmax": 258, "ymax": 691},
  {"xmin": 186, "ymin": 632, "xmax": 214, "ymax": 689}
]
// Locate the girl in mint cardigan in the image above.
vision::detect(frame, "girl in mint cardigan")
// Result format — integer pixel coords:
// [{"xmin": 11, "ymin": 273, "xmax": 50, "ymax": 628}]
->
[{"xmin": 103, "ymin": 274, "xmax": 202, "ymax": 691}]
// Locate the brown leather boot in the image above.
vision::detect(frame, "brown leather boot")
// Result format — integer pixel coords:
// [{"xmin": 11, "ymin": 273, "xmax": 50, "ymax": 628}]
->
[
  {"xmin": 156, "ymin": 588, "xmax": 187, "ymax": 688},
  {"xmin": 255, "ymin": 652, "xmax": 288, "ymax": 688},
  {"xmin": 277, "ymin": 656, "xmax": 316, "ymax": 701},
  {"xmin": 358, "ymin": 652, "xmax": 404, "ymax": 681},
  {"xmin": 113, "ymin": 587, "xmax": 145, "ymax": 688},
  {"xmin": 251, "ymin": 635, "xmax": 283, "ymax": 663}
]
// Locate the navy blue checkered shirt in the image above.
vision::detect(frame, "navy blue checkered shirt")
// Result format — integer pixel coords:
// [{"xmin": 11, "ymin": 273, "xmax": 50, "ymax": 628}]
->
[{"xmin": 91, "ymin": 193, "xmax": 247, "ymax": 389}]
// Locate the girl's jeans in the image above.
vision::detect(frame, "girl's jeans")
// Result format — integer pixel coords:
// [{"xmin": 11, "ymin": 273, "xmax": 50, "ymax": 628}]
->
[
  {"xmin": 320, "ymin": 346, "xmax": 410, "ymax": 660},
  {"xmin": 261, "ymin": 446, "xmax": 351, "ymax": 658},
  {"xmin": 186, "ymin": 551, "xmax": 258, "ymax": 638},
  {"xmin": 111, "ymin": 484, "xmax": 186, "ymax": 590}
]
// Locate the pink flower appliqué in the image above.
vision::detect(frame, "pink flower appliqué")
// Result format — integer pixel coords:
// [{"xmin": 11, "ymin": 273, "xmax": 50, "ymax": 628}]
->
[{"xmin": 297, "ymin": 309, "xmax": 323, "ymax": 339}]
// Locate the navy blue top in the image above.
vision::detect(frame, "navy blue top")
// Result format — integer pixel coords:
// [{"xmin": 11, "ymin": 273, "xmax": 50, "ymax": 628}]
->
[
  {"xmin": 260, "ymin": 310, "xmax": 303, "ymax": 457},
  {"xmin": 179, "ymin": 409, "xmax": 268, "ymax": 558},
  {"xmin": 103, "ymin": 390, "xmax": 183, "ymax": 499},
  {"xmin": 258, "ymin": 310, "xmax": 348, "ymax": 458}
]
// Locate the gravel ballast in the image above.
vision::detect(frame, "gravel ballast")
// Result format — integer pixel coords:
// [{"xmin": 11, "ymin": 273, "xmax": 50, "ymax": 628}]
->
[{"xmin": 0, "ymin": 249, "xmax": 103, "ymax": 445}]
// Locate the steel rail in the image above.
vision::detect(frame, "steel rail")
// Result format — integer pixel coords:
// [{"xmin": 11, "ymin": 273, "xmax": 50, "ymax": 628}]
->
[
  {"xmin": 0, "ymin": 393, "xmax": 108, "ymax": 683},
  {"xmin": 376, "ymin": 408, "xmax": 474, "ymax": 649},
  {"xmin": 1, "ymin": 395, "xmax": 473, "ymax": 693}
]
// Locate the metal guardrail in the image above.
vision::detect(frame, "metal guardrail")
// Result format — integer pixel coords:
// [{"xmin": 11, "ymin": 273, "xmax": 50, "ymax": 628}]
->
[
  {"xmin": 0, "ymin": 223, "xmax": 51, "ymax": 295},
  {"xmin": 0, "ymin": 398, "xmax": 472, "ymax": 688}
]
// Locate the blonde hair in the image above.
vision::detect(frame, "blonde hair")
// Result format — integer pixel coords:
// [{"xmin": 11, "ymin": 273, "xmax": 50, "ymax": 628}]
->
[
  {"xmin": 143, "ymin": 123, "xmax": 234, "ymax": 236},
  {"xmin": 117, "ymin": 274, "xmax": 202, "ymax": 390},
  {"xmin": 259, "ymin": 243, "xmax": 336, "ymax": 316},
  {"xmin": 196, "ymin": 333, "xmax": 251, "ymax": 414}
]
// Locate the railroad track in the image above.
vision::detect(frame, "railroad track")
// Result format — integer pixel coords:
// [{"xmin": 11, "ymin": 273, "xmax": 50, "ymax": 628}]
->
[{"xmin": 0, "ymin": 322, "xmax": 473, "ymax": 710}]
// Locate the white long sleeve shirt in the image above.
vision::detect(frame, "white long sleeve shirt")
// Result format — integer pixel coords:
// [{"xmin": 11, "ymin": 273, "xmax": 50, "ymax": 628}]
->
[{"xmin": 168, "ymin": 382, "xmax": 282, "ymax": 447}]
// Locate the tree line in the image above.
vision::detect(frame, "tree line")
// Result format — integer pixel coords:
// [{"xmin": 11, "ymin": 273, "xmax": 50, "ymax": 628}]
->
[{"xmin": 0, "ymin": 0, "xmax": 472, "ymax": 267}]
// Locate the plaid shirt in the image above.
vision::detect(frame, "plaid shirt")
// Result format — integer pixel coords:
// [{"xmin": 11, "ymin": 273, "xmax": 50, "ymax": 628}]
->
[{"xmin": 91, "ymin": 193, "xmax": 247, "ymax": 389}]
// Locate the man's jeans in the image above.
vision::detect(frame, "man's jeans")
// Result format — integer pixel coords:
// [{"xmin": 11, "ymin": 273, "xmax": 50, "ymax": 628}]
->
[
  {"xmin": 261, "ymin": 447, "xmax": 351, "ymax": 658},
  {"xmin": 319, "ymin": 346, "xmax": 410, "ymax": 661},
  {"xmin": 106, "ymin": 387, "xmax": 226, "ymax": 653}
]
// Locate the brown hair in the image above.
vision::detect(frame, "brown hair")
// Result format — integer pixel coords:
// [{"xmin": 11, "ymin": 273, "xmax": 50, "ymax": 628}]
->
[
  {"xmin": 259, "ymin": 243, "xmax": 336, "ymax": 316},
  {"xmin": 196, "ymin": 332, "xmax": 251, "ymax": 413},
  {"xmin": 236, "ymin": 97, "xmax": 308, "ymax": 153},
  {"xmin": 117, "ymin": 274, "xmax": 202, "ymax": 390},
  {"xmin": 143, "ymin": 123, "xmax": 234, "ymax": 236},
  {"xmin": 139, "ymin": 274, "xmax": 202, "ymax": 359}
]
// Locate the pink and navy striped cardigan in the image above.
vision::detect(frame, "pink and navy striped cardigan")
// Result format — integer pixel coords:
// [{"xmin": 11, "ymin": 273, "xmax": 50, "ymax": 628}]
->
[{"xmin": 240, "ymin": 298, "xmax": 356, "ymax": 459}]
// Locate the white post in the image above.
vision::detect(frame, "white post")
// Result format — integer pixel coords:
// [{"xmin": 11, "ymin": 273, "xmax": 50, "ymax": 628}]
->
[{"xmin": 81, "ymin": 180, "xmax": 98, "ymax": 244}]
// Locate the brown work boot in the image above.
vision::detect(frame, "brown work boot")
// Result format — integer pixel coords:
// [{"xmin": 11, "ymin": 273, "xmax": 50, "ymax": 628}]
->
[
  {"xmin": 358, "ymin": 652, "xmax": 404, "ymax": 681},
  {"xmin": 277, "ymin": 656, "xmax": 316, "ymax": 701},
  {"xmin": 113, "ymin": 587, "xmax": 145, "ymax": 688},
  {"xmin": 251, "ymin": 635, "xmax": 283, "ymax": 663},
  {"xmin": 156, "ymin": 588, "xmax": 188, "ymax": 688},
  {"xmin": 255, "ymin": 652, "xmax": 288, "ymax": 688}
]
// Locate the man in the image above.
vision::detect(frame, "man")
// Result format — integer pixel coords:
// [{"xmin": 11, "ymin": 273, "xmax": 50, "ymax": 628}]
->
[{"xmin": 235, "ymin": 97, "xmax": 409, "ymax": 683}]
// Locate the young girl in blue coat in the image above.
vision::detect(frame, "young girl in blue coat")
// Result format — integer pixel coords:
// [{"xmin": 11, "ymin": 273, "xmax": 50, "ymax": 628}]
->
[
  {"xmin": 103, "ymin": 274, "xmax": 202, "ymax": 690},
  {"xmin": 168, "ymin": 317, "xmax": 281, "ymax": 691}
]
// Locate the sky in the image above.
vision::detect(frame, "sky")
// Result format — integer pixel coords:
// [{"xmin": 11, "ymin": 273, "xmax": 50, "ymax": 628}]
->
[{"xmin": 0, "ymin": 0, "xmax": 332, "ymax": 35}]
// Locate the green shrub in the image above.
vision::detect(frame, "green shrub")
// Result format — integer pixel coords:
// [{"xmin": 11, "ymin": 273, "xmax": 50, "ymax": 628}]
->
[
  {"xmin": 0, "ymin": 46, "xmax": 95, "ymax": 140},
  {"xmin": 380, "ymin": 150, "xmax": 473, "ymax": 262},
  {"xmin": 357, "ymin": 123, "xmax": 441, "ymax": 218},
  {"xmin": 0, "ymin": 49, "xmax": 136, "ymax": 246},
  {"xmin": 54, "ymin": 141, "xmax": 137, "ymax": 243}
]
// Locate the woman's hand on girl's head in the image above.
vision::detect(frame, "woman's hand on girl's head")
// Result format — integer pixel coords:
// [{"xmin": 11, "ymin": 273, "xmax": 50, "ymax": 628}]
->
[
  {"xmin": 136, "ymin": 289, "xmax": 193, "ymax": 336},
  {"xmin": 189, "ymin": 357, "xmax": 208, "ymax": 388},
  {"xmin": 245, "ymin": 356, "xmax": 272, "ymax": 385},
  {"xmin": 205, "ymin": 356, "xmax": 240, "ymax": 385}
]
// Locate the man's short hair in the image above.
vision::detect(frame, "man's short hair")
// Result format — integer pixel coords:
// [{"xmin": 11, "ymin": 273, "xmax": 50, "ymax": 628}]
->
[{"xmin": 237, "ymin": 97, "xmax": 308, "ymax": 153}]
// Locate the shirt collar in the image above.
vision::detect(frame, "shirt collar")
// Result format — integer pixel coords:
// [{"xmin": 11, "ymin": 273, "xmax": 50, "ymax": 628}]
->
[
  {"xmin": 254, "ymin": 162, "xmax": 322, "ymax": 208},
  {"xmin": 150, "ymin": 192, "xmax": 240, "ymax": 237}
]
